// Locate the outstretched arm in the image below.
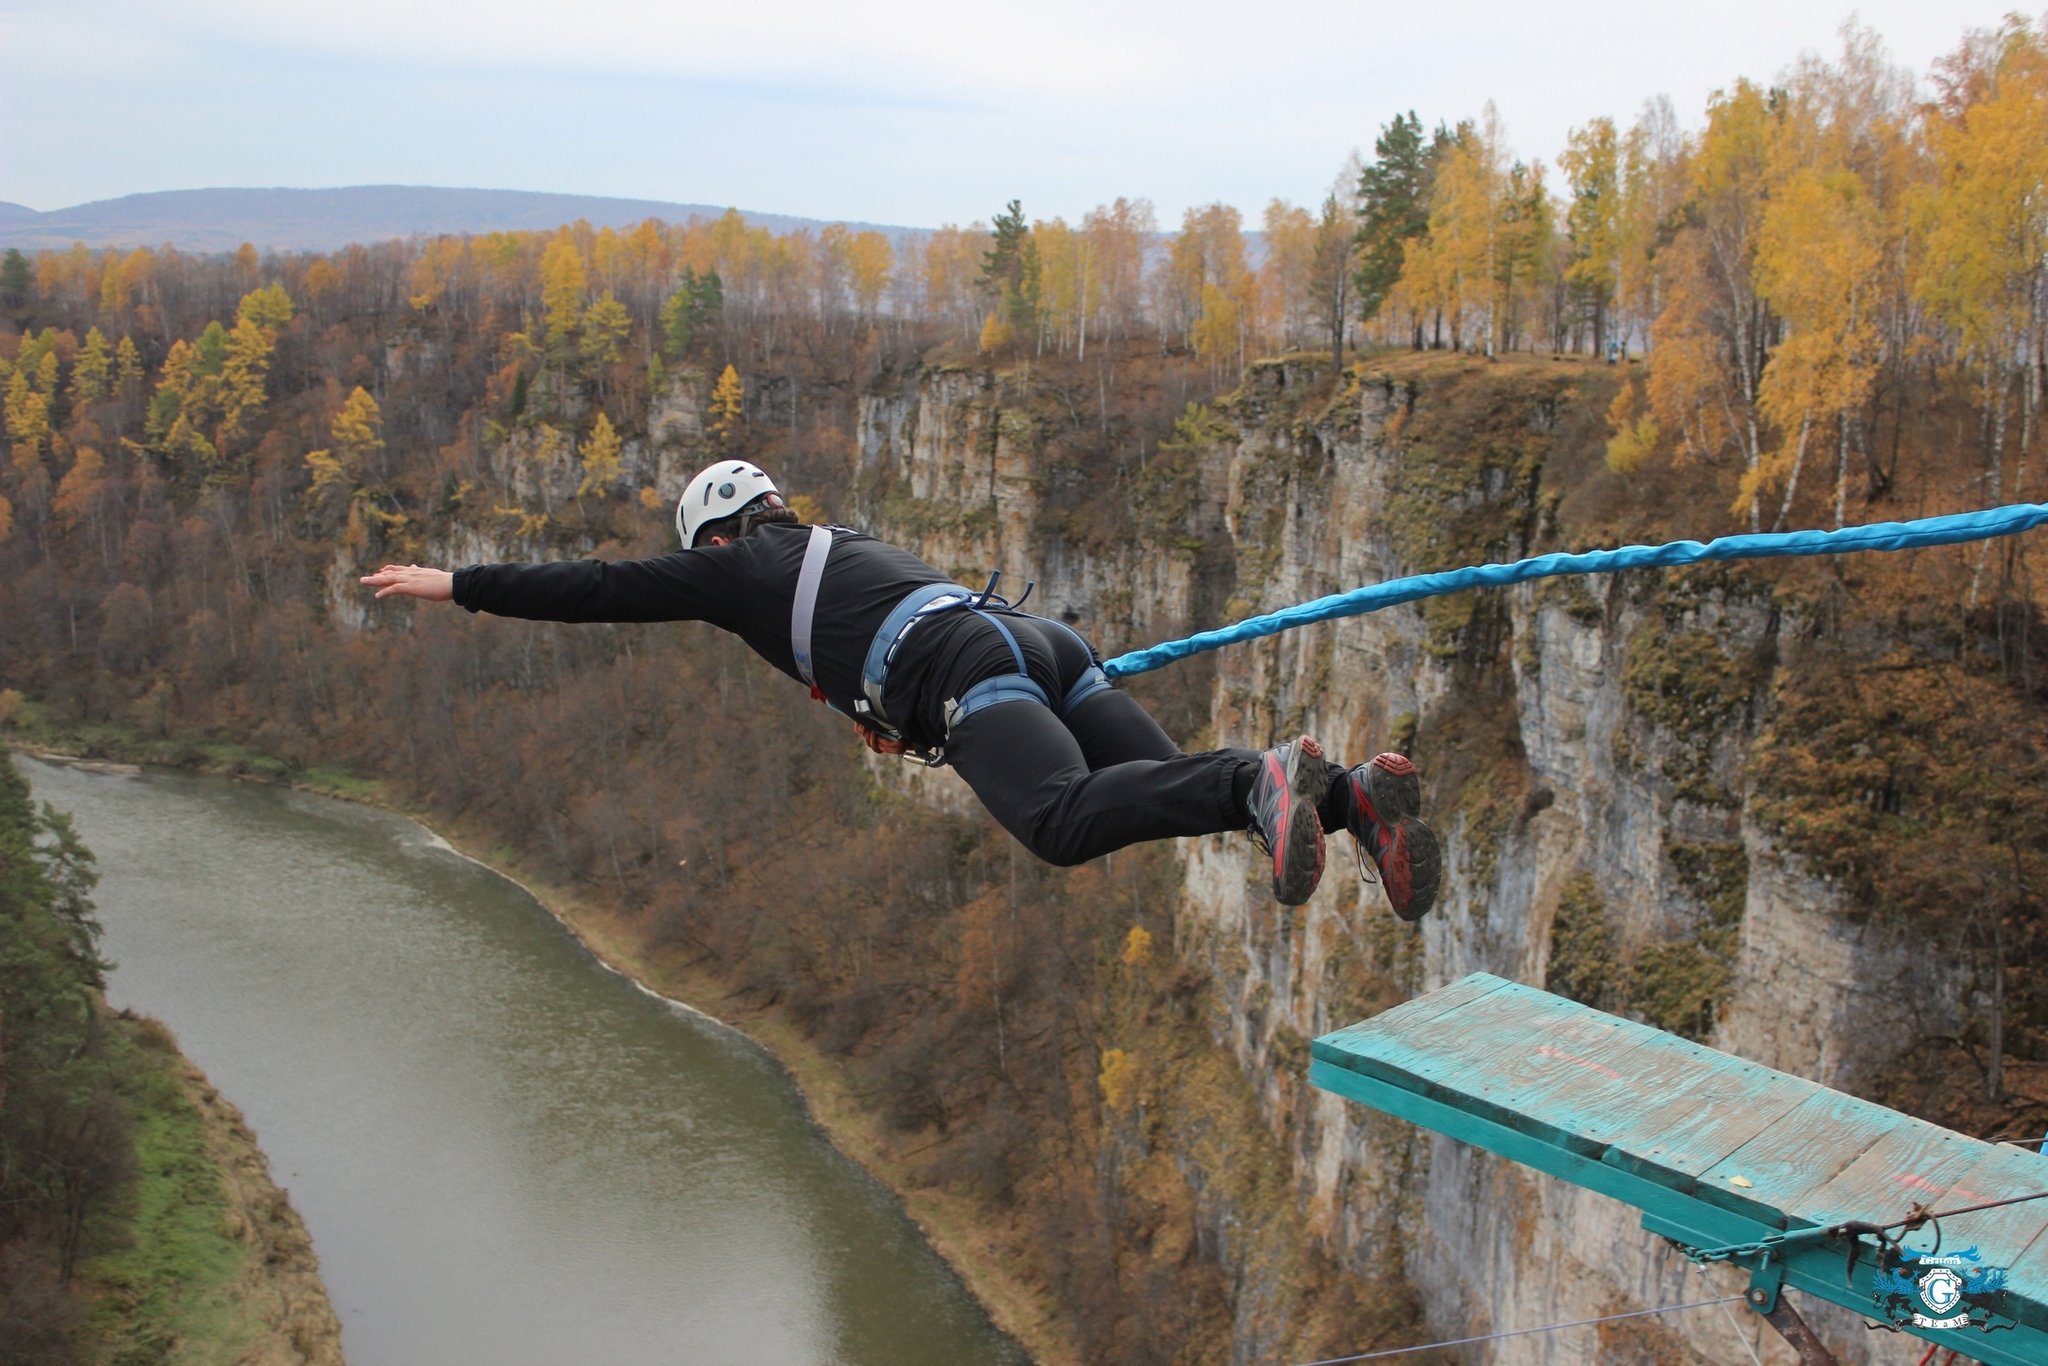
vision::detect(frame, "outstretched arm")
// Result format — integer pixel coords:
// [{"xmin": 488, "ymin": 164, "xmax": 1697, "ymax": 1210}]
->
[{"xmin": 361, "ymin": 564, "xmax": 454, "ymax": 603}]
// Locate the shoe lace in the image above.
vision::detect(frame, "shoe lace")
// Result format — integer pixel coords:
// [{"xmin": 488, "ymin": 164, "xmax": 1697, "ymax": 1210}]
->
[{"xmin": 1353, "ymin": 838, "xmax": 1381, "ymax": 887}]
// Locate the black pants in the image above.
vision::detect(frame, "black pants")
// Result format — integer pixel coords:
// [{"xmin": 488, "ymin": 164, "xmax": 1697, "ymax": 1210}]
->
[
  {"xmin": 949, "ymin": 684, "xmax": 1263, "ymax": 866},
  {"xmin": 906, "ymin": 613, "xmax": 1259, "ymax": 866}
]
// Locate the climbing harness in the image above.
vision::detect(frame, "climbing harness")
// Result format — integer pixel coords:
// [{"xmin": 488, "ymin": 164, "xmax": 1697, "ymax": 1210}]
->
[
  {"xmin": 1103, "ymin": 501, "xmax": 2048, "ymax": 679},
  {"xmin": 789, "ymin": 524, "xmax": 1112, "ymax": 765}
]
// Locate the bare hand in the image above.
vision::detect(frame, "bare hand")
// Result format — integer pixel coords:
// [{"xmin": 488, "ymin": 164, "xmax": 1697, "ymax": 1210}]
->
[{"xmin": 361, "ymin": 564, "xmax": 454, "ymax": 602}]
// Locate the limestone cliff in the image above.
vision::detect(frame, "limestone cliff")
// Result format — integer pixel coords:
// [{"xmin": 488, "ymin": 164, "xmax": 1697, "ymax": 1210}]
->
[
  {"xmin": 845, "ymin": 351, "xmax": 1978, "ymax": 1365},
  {"xmin": 357, "ymin": 351, "xmax": 2002, "ymax": 1364}
]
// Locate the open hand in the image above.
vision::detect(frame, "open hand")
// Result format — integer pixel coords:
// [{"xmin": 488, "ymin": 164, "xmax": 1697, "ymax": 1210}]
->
[{"xmin": 361, "ymin": 564, "xmax": 455, "ymax": 602}]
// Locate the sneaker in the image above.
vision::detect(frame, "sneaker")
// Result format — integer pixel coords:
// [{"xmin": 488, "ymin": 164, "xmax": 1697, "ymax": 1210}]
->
[
  {"xmin": 1247, "ymin": 736, "xmax": 1330, "ymax": 906},
  {"xmin": 1347, "ymin": 753, "xmax": 1442, "ymax": 921}
]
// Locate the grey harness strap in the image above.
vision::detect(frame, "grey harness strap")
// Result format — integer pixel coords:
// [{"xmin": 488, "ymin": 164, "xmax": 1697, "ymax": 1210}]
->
[{"xmin": 790, "ymin": 523, "xmax": 835, "ymax": 690}]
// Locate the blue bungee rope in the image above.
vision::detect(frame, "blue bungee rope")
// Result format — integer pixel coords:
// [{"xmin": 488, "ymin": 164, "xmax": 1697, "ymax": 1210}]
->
[{"xmin": 1099, "ymin": 502, "xmax": 2048, "ymax": 679}]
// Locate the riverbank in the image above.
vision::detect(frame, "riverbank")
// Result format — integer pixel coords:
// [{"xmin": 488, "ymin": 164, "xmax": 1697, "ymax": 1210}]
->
[
  {"xmin": 9, "ymin": 714, "xmax": 1074, "ymax": 1364},
  {"xmin": 91, "ymin": 1019, "xmax": 347, "ymax": 1365}
]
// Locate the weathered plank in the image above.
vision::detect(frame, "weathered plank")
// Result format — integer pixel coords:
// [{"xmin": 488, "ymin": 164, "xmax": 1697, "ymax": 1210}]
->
[
  {"xmin": 1694, "ymin": 1087, "xmax": 1899, "ymax": 1225},
  {"xmin": 1310, "ymin": 972, "xmax": 2048, "ymax": 1361}
]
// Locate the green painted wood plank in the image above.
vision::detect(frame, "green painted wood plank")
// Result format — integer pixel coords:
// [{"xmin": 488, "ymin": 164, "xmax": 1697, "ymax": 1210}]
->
[
  {"xmin": 1334, "ymin": 978, "xmax": 1822, "ymax": 1186},
  {"xmin": 1799, "ymin": 1122, "xmax": 1988, "ymax": 1231},
  {"xmin": 1310, "ymin": 972, "xmax": 1511, "ymax": 1070},
  {"xmin": 1332, "ymin": 981, "xmax": 1668, "ymax": 1158},
  {"xmin": 1917, "ymin": 1145, "xmax": 2048, "ymax": 1298},
  {"xmin": 1312, "ymin": 1055, "xmax": 2048, "ymax": 1364},
  {"xmin": 1694, "ymin": 1088, "xmax": 1899, "ymax": 1225},
  {"xmin": 1311, "ymin": 976, "xmax": 2048, "ymax": 1352},
  {"xmin": 1480, "ymin": 1019, "xmax": 1818, "ymax": 1181},
  {"xmin": 1307, "ymin": 1057, "xmax": 1764, "ymax": 1245},
  {"xmin": 1596, "ymin": 1052, "xmax": 1817, "ymax": 1177},
  {"xmin": 1329, "ymin": 978, "xmax": 1662, "ymax": 1102}
]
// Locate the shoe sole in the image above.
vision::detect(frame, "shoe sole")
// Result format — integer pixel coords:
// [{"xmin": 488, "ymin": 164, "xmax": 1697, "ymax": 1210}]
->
[
  {"xmin": 1358, "ymin": 755, "xmax": 1442, "ymax": 922},
  {"xmin": 1270, "ymin": 736, "xmax": 1329, "ymax": 906}
]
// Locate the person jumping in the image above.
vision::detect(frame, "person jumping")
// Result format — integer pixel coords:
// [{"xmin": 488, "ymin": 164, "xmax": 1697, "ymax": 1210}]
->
[{"xmin": 361, "ymin": 461, "xmax": 1441, "ymax": 916}]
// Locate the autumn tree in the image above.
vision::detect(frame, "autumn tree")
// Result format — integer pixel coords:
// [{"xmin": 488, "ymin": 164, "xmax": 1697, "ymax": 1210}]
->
[
  {"xmin": 541, "ymin": 237, "xmax": 589, "ymax": 364},
  {"xmin": 580, "ymin": 289, "xmax": 631, "ymax": 389},
  {"xmin": 1261, "ymin": 200, "xmax": 1318, "ymax": 350},
  {"xmin": 144, "ymin": 338, "xmax": 218, "ymax": 466},
  {"xmin": 1168, "ymin": 203, "xmax": 1249, "ymax": 357},
  {"xmin": 1560, "ymin": 118, "xmax": 1623, "ymax": 352},
  {"xmin": 707, "ymin": 364, "xmax": 744, "ymax": 449},
  {"xmin": 1406, "ymin": 115, "xmax": 1499, "ymax": 352},
  {"xmin": 69, "ymin": 328, "xmax": 111, "ymax": 407},
  {"xmin": 578, "ymin": 411, "xmax": 624, "ymax": 498},
  {"xmin": 1917, "ymin": 17, "xmax": 2048, "ymax": 516},
  {"xmin": 318, "ymin": 385, "xmax": 386, "ymax": 489},
  {"xmin": 1082, "ymin": 197, "xmax": 1154, "ymax": 346},
  {"xmin": 236, "ymin": 282, "xmax": 295, "ymax": 330},
  {"xmin": 1613, "ymin": 97, "xmax": 1690, "ymax": 353},
  {"xmin": 1311, "ymin": 189, "xmax": 1358, "ymax": 367},
  {"xmin": 1753, "ymin": 167, "xmax": 1882, "ymax": 527},
  {"xmin": 1036, "ymin": 217, "xmax": 1111, "ymax": 357},
  {"xmin": 52, "ymin": 447, "xmax": 109, "ymax": 552},
  {"xmin": 1494, "ymin": 158, "xmax": 1554, "ymax": 352},
  {"xmin": 113, "ymin": 336, "xmax": 143, "ymax": 399},
  {"xmin": 847, "ymin": 230, "xmax": 893, "ymax": 323},
  {"xmin": 4, "ymin": 368, "xmax": 51, "ymax": 470},
  {"xmin": 919, "ymin": 224, "xmax": 988, "ymax": 338},
  {"xmin": 215, "ymin": 319, "xmax": 276, "ymax": 455},
  {"xmin": 1634, "ymin": 81, "xmax": 1779, "ymax": 526}
]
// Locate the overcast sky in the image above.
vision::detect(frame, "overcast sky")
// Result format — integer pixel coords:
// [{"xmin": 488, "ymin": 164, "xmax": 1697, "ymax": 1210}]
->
[{"xmin": 0, "ymin": 1, "xmax": 2033, "ymax": 227}]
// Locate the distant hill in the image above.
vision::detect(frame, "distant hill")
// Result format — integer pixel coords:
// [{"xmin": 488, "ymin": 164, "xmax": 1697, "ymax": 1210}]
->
[{"xmin": 0, "ymin": 186, "xmax": 923, "ymax": 254}]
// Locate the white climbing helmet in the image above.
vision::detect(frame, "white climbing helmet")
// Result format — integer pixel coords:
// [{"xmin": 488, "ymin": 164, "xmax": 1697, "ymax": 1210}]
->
[{"xmin": 677, "ymin": 461, "xmax": 782, "ymax": 547}]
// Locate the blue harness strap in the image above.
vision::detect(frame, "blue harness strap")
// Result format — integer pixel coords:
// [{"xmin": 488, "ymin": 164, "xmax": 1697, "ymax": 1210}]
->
[
  {"xmin": 945, "ymin": 612, "xmax": 1051, "ymax": 731},
  {"xmin": 861, "ymin": 583, "xmax": 972, "ymax": 718},
  {"xmin": 787, "ymin": 536, "xmax": 1116, "ymax": 757},
  {"xmin": 1060, "ymin": 664, "xmax": 1113, "ymax": 714},
  {"xmin": 869, "ymin": 592, "xmax": 1112, "ymax": 744}
]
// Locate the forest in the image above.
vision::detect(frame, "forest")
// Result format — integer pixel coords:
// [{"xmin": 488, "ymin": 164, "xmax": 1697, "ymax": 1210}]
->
[{"xmin": 1, "ymin": 14, "xmax": 2045, "ymax": 1362}]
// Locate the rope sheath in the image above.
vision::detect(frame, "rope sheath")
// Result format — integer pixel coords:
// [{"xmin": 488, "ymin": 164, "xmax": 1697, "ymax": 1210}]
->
[{"xmin": 1101, "ymin": 502, "xmax": 2048, "ymax": 679}]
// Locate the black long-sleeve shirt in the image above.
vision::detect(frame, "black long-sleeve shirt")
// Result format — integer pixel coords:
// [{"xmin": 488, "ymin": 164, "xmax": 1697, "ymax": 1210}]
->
[{"xmin": 452, "ymin": 522, "xmax": 980, "ymax": 744}]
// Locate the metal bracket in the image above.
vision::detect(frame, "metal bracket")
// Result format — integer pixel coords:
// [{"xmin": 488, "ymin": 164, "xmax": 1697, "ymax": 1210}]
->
[{"xmin": 1744, "ymin": 1253, "xmax": 1786, "ymax": 1314}]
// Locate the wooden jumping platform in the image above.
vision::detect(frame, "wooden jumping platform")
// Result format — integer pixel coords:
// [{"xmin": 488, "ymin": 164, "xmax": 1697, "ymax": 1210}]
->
[{"xmin": 1309, "ymin": 973, "xmax": 2048, "ymax": 1365}]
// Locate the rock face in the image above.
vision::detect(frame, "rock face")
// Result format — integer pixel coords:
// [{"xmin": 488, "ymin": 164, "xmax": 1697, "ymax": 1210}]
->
[
  {"xmin": 340, "ymin": 350, "xmax": 1968, "ymax": 1363},
  {"xmin": 849, "ymin": 354, "xmax": 1957, "ymax": 1365}
]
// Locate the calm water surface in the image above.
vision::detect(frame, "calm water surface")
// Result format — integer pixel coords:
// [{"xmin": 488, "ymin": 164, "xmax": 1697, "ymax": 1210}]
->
[{"xmin": 18, "ymin": 754, "xmax": 1024, "ymax": 1366}]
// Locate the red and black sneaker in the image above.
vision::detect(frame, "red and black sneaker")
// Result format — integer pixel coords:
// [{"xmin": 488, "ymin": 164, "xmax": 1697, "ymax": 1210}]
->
[
  {"xmin": 1347, "ymin": 753, "xmax": 1442, "ymax": 921},
  {"xmin": 1246, "ymin": 736, "xmax": 1330, "ymax": 906}
]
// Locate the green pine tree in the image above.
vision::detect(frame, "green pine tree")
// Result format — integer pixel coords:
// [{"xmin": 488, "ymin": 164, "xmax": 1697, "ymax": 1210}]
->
[{"xmin": 1353, "ymin": 112, "xmax": 1441, "ymax": 331}]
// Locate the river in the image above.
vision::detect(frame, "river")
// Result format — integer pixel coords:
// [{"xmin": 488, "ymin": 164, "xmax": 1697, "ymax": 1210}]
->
[{"xmin": 17, "ymin": 754, "xmax": 1026, "ymax": 1366}]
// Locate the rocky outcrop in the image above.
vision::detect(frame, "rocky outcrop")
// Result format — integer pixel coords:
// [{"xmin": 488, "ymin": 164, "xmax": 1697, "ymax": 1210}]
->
[{"xmin": 853, "ymin": 353, "xmax": 1960, "ymax": 1365}]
